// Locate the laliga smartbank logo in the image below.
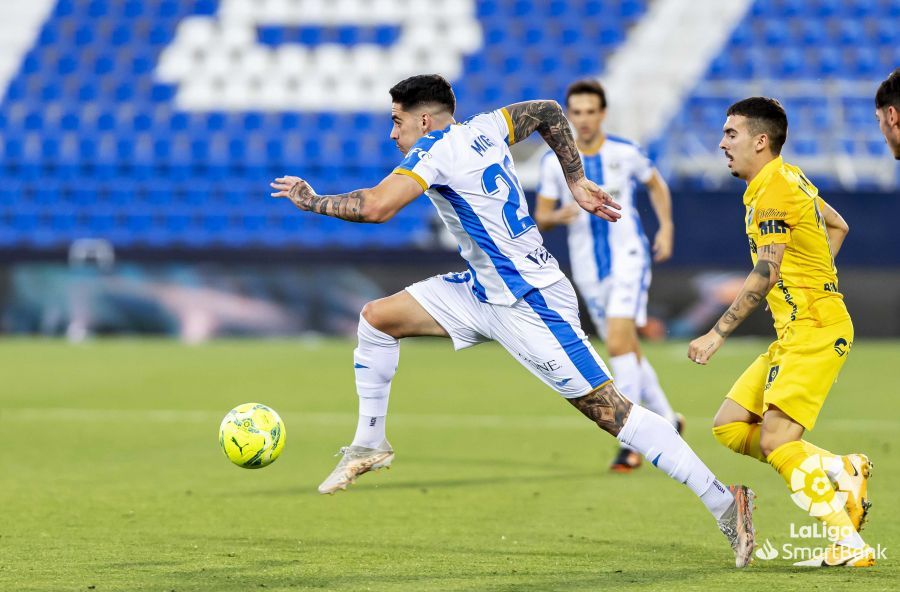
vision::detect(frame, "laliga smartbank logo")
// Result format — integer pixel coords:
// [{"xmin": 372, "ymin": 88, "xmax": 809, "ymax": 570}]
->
[{"xmin": 754, "ymin": 526, "xmax": 888, "ymax": 562}]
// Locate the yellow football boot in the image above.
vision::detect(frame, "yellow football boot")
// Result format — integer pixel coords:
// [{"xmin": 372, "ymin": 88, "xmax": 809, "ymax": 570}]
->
[
  {"xmin": 840, "ymin": 454, "xmax": 873, "ymax": 532},
  {"xmin": 793, "ymin": 543, "xmax": 875, "ymax": 567}
]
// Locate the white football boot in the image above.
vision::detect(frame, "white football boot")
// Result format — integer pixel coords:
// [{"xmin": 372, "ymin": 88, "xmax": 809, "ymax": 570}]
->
[{"xmin": 318, "ymin": 440, "xmax": 394, "ymax": 495}]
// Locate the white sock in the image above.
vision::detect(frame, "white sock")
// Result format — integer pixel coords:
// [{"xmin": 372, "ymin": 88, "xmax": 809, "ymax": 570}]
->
[
  {"xmin": 639, "ymin": 357, "xmax": 678, "ymax": 426},
  {"xmin": 351, "ymin": 314, "xmax": 399, "ymax": 448},
  {"xmin": 618, "ymin": 405, "xmax": 734, "ymax": 520},
  {"xmin": 609, "ymin": 353, "xmax": 642, "ymax": 405},
  {"xmin": 354, "ymin": 415, "xmax": 386, "ymax": 449}
]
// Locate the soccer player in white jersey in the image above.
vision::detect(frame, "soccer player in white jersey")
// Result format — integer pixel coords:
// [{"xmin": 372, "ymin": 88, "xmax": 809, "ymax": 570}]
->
[
  {"xmin": 535, "ymin": 79, "xmax": 682, "ymax": 472},
  {"xmin": 270, "ymin": 74, "xmax": 755, "ymax": 566}
]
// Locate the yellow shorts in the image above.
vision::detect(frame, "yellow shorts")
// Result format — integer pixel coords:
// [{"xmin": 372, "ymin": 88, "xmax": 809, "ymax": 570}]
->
[{"xmin": 726, "ymin": 319, "xmax": 853, "ymax": 430}]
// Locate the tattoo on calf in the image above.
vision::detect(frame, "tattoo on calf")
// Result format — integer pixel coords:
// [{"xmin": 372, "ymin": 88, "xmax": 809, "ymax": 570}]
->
[
  {"xmin": 505, "ymin": 100, "xmax": 584, "ymax": 185},
  {"xmin": 288, "ymin": 182, "xmax": 366, "ymax": 222},
  {"xmin": 568, "ymin": 382, "xmax": 633, "ymax": 436}
]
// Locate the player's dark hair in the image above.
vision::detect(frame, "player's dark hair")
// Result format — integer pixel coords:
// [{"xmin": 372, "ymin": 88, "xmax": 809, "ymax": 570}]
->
[
  {"xmin": 565, "ymin": 79, "xmax": 607, "ymax": 110},
  {"xmin": 727, "ymin": 97, "xmax": 788, "ymax": 155},
  {"xmin": 389, "ymin": 74, "xmax": 456, "ymax": 115},
  {"xmin": 875, "ymin": 68, "xmax": 900, "ymax": 110}
]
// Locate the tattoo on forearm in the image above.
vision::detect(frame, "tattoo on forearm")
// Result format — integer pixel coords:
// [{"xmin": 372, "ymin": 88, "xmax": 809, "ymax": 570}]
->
[
  {"xmin": 288, "ymin": 182, "xmax": 366, "ymax": 222},
  {"xmin": 713, "ymin": 244, "xmax": 781, "ymax": 337},
  {"xmin": 568, "ymin": 382, "xmax": 633, "ymax": 436},
  {"xmin": 505, "ymin": 100, "xmax": 584, "ymax": 185}
]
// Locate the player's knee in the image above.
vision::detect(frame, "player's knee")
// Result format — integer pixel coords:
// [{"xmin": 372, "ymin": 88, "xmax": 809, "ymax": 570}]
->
[
  {"xmin": 712, "ymin": 408, "xmax": 733, "ymax": 429},
  {"xmin": 712, "ymin": 421, "xmax": 767, "ymax": 462},
  {"xmin": 360, "ymin": 300, "xmax": 393, "ymax": 335},
  {"xmin": 712, "ymin": 421, "xmax": 748, "ymax": 453}
]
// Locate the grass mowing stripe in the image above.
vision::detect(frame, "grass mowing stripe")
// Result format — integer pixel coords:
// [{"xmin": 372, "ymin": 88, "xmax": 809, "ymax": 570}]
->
[{"xmin": 5, "ymin": 407, "xmax": 899, "ymax": 432}]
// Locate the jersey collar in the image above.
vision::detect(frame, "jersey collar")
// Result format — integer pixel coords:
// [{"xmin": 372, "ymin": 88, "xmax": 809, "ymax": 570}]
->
[
  {"xmin": 743, "ymin": 155, "xmax": 782, "ymax": 205},
  {"xmin": 578, "ymin": 134, "xmax": 605, "ymax": 156}
]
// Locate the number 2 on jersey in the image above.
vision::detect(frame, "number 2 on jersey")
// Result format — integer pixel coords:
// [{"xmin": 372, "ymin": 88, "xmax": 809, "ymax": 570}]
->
[{"xmin": 482, "ymin": 158, "xmax": 535, "ymax": 238}]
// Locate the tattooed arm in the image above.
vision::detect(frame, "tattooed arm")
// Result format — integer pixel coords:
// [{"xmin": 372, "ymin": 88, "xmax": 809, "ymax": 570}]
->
[
  {"xmin": 505, "ymin": 100, "xmax": 583, "ymax": 183},
  {"xmin": 504, "ymin": 100, "xmax": 621, "ymax": 222},
  {"xmin": 568, "ymin": 381, "xmax": 633, "ymax": 436},
  {"xmin": 270, "ymin": 173, "xmax": 423, "ymax": 224},
  {"xmin": 687, "ymin": 242, "xmax": 786, "ymax": 365}
]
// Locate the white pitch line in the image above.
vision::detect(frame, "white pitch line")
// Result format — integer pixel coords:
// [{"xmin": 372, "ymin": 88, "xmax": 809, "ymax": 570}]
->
[{"xmin": 1, "ymin": 408, "xmax": 897, "ymax": 432}]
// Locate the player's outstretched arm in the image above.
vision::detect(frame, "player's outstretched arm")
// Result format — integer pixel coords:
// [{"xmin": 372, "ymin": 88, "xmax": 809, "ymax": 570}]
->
[
  {"xmin": 688, "ymin": 243, "xmax": 785, "ymax": 365},
  {"xmin": 504, "ymin": 100, "xmax": 621, "ymax": 222},
  {"xmin": 270, "ymin": 173, "xmax": 423, "ymax": 224}
]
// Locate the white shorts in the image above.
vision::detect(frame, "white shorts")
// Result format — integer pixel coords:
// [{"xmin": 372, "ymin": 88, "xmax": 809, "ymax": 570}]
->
[
  {"xmin": 405, "ymin": 271, "xmax": 612, "ymax": 398},
  {"xmin": 576, "ymin": 265, "xmax": 651, "ymax": 340}
]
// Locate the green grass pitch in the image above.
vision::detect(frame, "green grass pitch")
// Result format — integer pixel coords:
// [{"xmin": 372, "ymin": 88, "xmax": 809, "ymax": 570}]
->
[{"xmin": 1, "ymin": 338, "xmax": 897, "ymax": 591}]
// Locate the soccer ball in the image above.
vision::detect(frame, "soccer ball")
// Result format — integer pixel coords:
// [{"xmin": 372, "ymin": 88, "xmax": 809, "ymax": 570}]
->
[{"xmin": 219, "ymin": 403, "xmax": 286, "ymax": 469}]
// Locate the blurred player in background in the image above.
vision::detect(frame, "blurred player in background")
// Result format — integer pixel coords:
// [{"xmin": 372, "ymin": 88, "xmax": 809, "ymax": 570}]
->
[
  {"xmin": 688, "ymin": 97, "xmax": 876, "ymax": 567},
  {"xmin": 535, "ymin": 79, "xmax": 682, "ymax": 473},
  {"xmin": 271, "ymin": 74, "xmax": 756, "ymax": 566},
  {"xmin": 875, "ymin": 68, "xmax": 900, "ymax": 160}
]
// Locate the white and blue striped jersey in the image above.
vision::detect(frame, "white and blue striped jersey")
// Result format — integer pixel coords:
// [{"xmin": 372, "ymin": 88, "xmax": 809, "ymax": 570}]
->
[
  {"xmin": 537, "ymin": 136, "xmax": 654, "ymax": 287},
  {"xmin": 394, "ymin": 109, "xmax": 565, "ymax": 306}
]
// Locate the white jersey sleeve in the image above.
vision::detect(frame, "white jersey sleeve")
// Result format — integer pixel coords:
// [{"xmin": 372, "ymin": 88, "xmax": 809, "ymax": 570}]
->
[
  {"xmin": 536, "ymin": 150, "xmax": 567, "ymax": 201},
  {"xmin": 464, "ymin": 108, "xmax": 516, "ymax": 147}
]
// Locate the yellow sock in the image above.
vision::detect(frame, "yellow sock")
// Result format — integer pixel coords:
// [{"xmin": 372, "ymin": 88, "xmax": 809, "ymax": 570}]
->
[
  {"xmin": 712, "ymin": 421, "xmax": 766, "ymax": 462},
  {"xmin": 767, "ymin": 441, "xmax": 855, "ymax": 537}
]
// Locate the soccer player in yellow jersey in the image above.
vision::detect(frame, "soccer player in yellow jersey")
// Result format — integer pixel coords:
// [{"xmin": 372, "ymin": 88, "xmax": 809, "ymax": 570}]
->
[
  {"xmin": 687, "ymin": 97, "xmax": 876, "ymax": 567},
  {"xmin": 875, "ymin": 68, "xmax": 900, "ymax": 159}
]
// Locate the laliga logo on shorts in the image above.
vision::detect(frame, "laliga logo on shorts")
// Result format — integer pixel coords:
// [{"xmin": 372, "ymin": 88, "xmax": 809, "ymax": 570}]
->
[
  {"xmin": 755, "ymin": 539, "xmax": 778, "ymax": 561},
  {"xmin": 789, "ymin": 454, "xmax": 852, "ymax": 517},
  {"xmin": 156, "ymin": 0, "xmax": 482, "ymax": 111}
]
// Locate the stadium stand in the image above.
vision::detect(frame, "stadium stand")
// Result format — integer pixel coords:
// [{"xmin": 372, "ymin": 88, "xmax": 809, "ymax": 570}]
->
[
  {"xmin": 0, "ymin": 0, "xmax": 895, "ymax": 251},
  {"xmin": 0, "ymin": 0, "xmax": 647, "ymax": 249},
  {"xmin": 655, "ymin": 0, "xmax": 899, "ymax": 190}
]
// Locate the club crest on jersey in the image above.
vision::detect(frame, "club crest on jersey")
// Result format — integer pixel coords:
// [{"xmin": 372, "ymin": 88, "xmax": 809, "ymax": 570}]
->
[
  {"xmin": 765, "ymin": 365, "xmax": 780, "ymax": 389},
  {"xmin": 833, "ymin": 338, "xmax": 849, "ymax": 357},
  {"xmin": 746, "ymin": 206, "xmax": 755, "ymax": 227}
]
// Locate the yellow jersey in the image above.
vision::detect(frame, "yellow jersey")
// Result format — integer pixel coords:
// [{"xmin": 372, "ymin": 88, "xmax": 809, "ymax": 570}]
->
[{"xmin": 743, "ymin": 156, "xmax": 850, "ymax": 334}]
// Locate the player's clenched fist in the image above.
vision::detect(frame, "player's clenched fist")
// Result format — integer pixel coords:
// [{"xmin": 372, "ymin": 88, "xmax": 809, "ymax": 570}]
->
[{"xmin": 687, "ymin": 330, "xmax": 725, "ymax": 365}]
